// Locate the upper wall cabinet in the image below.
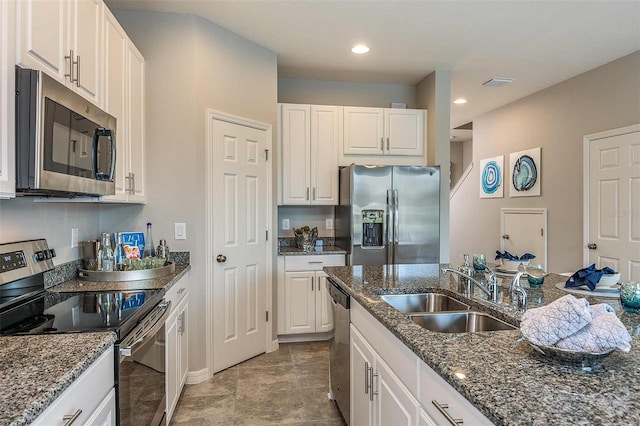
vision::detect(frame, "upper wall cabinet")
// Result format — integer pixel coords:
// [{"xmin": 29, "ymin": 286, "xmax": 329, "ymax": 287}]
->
[
  {"xmin": 16, "ymin": 0, "xmax": 103, "ymax": 105},
  {"xmin": 0, "ymin": 0, "xmax": 16, "ymax": 198},
  {"xmin": 279, "ymin": 104, "xmax": 339, "ymax": 205},
  {"xmin": 101, "ymin": 8, "xmax": 145, "ymax": 204},
  {"xmin": 343, "ymin": 106, "xmax": 425, "ymax": 157}
]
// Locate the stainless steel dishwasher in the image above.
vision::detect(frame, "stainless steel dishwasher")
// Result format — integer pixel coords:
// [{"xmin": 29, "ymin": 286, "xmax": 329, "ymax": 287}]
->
[{"xmin": 328, "ymin": 278, "xmax": 350, "ymax": 424}]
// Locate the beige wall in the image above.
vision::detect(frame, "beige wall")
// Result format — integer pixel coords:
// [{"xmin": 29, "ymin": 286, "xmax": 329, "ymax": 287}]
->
[
  {"xmin": 278, "ymin": 77, "xmax": 416, "ymax": 108},
  {"xmin": 450, "ymin": 51, "xmax": 640, "ymax": 272},
  {"xmin": 110, "ymin": 10, "xmax": 278, "ymax": 373},
  {"xmin": 277, "ymin": 206, "xmax": 335, "ymax": 238}
]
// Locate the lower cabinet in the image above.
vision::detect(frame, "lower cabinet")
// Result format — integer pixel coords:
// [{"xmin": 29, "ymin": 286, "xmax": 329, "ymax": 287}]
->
[
  {"xmin": 33, "ymin": 347, "xmax": 115, "ymax": 425},
  {"xmin": 165, "ymin": 276, "xmax": 190, "ymax": 423},
  {"xmin": 350, "ymin": 299, "xmax": 492, "ymax": 426},
  {"xmin": 277, "ymin": 254, "xmax": 345, "ymax": 336}
]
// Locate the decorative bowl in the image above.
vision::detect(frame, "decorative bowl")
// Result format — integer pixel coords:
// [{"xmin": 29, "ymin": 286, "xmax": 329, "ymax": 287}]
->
[
  {"xmin": 521, "ymin": 337, "xmax": 616, "ymax": 363},
  {"xmin": 501, "ymin": 259, "xmax": 530, "ymax": 271},
  {"xmin": 598, "ymin": 273, "xmax": 621, "ymax": 288}
]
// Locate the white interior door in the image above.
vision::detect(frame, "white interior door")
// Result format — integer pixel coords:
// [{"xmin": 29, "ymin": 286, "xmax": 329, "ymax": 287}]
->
[
  {"xmin": 500, "ymin": 208, "xmax": 547, "ymax": 269},
  {"xmin": 211, "ymin": 117, "xmax": 268, "ymax": 373},
  {"xmin": 586, "ymin": 126, "xmax": 640, "ymax": 281}
]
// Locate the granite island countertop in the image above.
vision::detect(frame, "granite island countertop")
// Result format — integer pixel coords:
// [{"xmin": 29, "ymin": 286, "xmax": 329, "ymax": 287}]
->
[
  {"xmin": 0, "ymin": 332, "xmax": 117, "ymax": 426},
  {"xmin": 323, "ymin": 263, "xmax": 640, "ymax": 426}
]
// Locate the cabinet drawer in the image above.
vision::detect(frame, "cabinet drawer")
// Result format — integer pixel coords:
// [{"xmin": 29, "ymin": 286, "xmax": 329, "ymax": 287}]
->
[
  {"xmin": 165, "ymin": 275, "xmax": 189, "ymax": 307},
  {"xmin": 32, "ymin": 346, "xmax": 114, "ymax": 425},
  {"xmin": 284, "ymin": 255, "xmax": 345, "ymax": 271}
]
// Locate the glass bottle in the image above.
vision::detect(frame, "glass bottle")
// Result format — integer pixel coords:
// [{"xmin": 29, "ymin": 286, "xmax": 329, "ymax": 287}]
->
[
  {"xmin": 101, "ymin": 233, "xmax": 115, "ymax": 272},
  {"xmin": 156, "ymin": 239, "xmax": 170, "ymax": 264},
  {"xmin": 144, "ymin": 222, "xmax": 156, "ymax": 258},
  {"xmin": 114, "ymin": 233, "xmax": 125, "ymax": 271}
]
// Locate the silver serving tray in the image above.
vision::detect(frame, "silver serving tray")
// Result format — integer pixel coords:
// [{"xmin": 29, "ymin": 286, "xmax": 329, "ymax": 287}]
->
[
  {"xmin": 78, "ymin": 262, "xmax": 175, "ymax": 282},
  {"xmin": 520, "ymin": 336, "xmax": 615, "ymax": 363}
]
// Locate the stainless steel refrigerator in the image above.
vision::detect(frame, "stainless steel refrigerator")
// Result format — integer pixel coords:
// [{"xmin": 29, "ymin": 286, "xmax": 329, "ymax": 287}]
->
[{"xmin": 336, "ymin": 164, "xmax": 440, "ymax": 265}]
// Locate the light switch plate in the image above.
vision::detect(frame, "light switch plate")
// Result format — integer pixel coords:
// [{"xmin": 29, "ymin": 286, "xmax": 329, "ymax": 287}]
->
[
  {"xmin": 282, "ymin": 219, "xmax": 290, "ymax": 230},
  {"xmin": 325, "ymin": 219, "xmax": 333, "ymax": 230},
  {"xmin": 71, "ymin": 228, "xmax": 79, "ymax": 248},
  {"xmin": 175, "ymin": 223, "xmax": 187, "ymax": 240}
]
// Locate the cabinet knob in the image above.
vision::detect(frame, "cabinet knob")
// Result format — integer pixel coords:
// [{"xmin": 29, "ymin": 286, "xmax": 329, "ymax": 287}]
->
[
  {"xmin": 216, "ymin": 254, "xmax": 227, "ymax": 263},
  {"xmin": 502, "ymin": 234, "xmax": 509, "ymax": 240}
]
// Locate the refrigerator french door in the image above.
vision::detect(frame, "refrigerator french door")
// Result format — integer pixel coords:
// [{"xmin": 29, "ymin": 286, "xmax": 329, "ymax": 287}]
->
[{"xmin": 336, "ymin": 165, "xmax": 440, "ymax": 265}]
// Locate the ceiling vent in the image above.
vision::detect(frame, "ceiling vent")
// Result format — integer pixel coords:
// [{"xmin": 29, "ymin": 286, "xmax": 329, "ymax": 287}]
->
[{"xmin": 482, "ymin": 77, "xmax": 513, "ymax": 87}]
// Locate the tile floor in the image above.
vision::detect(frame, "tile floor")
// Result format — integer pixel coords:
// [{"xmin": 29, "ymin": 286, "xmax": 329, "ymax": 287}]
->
[{"xmin": 170, "ymin": 340, "xmax": 346, "ymax": 425}]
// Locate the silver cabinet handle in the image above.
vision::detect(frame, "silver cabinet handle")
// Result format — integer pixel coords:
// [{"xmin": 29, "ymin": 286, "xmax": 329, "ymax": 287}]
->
[
  {"xmin": 432, "ymin": 400, "xmax": 463, "ymax": 425},
  {"xmin": 311, "ymin": 276, "xmax": 314, "ymax": 291},
  {"xmin": 178, "ymin": 311, "xmax": 186, "ymax": 333},
  {"xmin": 380, "ymin": 137, "xmax": 384, "ymax": 151},
  {"xmin": 216, "ymin": 254, "xmax": 227, "ymax": 263},
  {"xmin": 313, "ymin": 187, "xmax": 316, "ymax": 200},
  {"xmin": 369, "ymin": 366, "xmax": 377, "ymax": 401},
  {"xmin": 75, "ymin": 54, "xmax": 81, "ymax": 87},
  {"xmin": 306, "ymin": 187, "xmax": 310, "ymax": 200},
  {"xmin": 307, "ymin": 261, "xmax": 323, "ymax": 264},
  {"xmin": 63, "ymin": 409, "xmax": 82, "ymax": 426},
  {"xmin": 131, "ymin": 173, "xmax": 136, "ymax": 194},
  {"xmin": 502, "ymin": 234, "xmax": 510, "ymax": 240},
  {"xmin": 64, "ymin": 50, "xmax": 78, "ymax": 84},
  {"xmin": 177, "ymin": 287, "xmax": 185, "ymax": 295},
  {"xmin": 364, "ymin": 362, "xmax": 369, "ymax": 395},
  {"xmin": 386, "ymin": 137, "xmax": 390, "ymax": 150}
]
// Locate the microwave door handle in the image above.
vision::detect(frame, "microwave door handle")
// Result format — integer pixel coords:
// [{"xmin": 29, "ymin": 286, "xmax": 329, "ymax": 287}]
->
[
  {"xmin": 107, "ymin": 129, "xmax": 116, "ymax": 181},
  {"xmin": 92, "ymin": 128, "xmax": 99, "ymax": 179},
  {"xmin": 93, "ymin": 128, "xmax": 115, "ymax": 181}
]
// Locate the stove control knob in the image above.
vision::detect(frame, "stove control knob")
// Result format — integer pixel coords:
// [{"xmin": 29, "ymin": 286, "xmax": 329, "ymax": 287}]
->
[{"xmin": 34, "ymin": 251, "xmax": 45, "ymax": 261}]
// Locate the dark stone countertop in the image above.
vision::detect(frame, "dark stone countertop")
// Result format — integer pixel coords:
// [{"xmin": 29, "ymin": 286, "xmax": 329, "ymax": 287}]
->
[
  {"xmin": 323, "ymin": 263, "xmax": 640, "ymax": 426},
  {"xmin": 0, "ymin": 333, "xmax": 117, "ymax": 426},
  {"xmin": 278, "ymin": 246, "xmax": 347, "ymax": 256}
]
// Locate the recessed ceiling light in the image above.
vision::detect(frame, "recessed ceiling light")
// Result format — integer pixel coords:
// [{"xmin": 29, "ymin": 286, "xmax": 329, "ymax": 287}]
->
[
  {"xmin": 351, "ymin": 44, "xmax": 370, "ymax": 54},
  {"xmin": 453, "ymin": 98, "xmax": 467, "ymax": 104}
]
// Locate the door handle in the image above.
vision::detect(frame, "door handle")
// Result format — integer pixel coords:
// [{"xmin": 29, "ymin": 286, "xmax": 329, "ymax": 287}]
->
[
  {"xmin": 216, "ymin": 254, "xmax": 227, "ymax": 263},
  {"xmin": 587, "ymin": 243, "xmax": 597, "ymax": 250}
]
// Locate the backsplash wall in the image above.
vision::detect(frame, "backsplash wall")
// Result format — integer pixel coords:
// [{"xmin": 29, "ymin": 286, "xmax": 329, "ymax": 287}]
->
[{"xmin": 277, "ymin": 205, "xmax": 335, "ymax": 238}]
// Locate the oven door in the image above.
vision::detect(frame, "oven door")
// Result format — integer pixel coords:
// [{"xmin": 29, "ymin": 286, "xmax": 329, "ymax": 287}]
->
[{"xmin": 116, "ymin": 300, "xmax": 171, "ymax": 426}]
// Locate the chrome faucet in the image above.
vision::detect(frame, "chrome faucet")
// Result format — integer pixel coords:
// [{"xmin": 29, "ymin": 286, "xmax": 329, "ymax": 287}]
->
[
  {"xmin": 509, "ymin": 264, "xmax": 528, "ymax": 313},
  {"xmin": 441, "ymin": 267, "xmax": 500, "ymax": 304}
]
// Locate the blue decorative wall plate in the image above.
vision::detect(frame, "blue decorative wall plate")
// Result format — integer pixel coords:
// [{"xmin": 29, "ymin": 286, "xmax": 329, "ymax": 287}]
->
[{"xmin": 512, "ymin": 155, "xmax": 537, "ymax": 191}]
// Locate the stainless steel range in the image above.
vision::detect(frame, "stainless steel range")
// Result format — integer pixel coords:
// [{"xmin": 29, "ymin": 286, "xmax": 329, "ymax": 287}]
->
[{"xmin": 0, "ymin": 239, "xmax": 170, "ymax": 426}]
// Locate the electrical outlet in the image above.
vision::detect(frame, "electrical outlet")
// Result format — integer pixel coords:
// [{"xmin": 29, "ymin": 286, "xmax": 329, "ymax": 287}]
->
[
  {"xmin": 71, "ymin": 228, "xmax": 79, "ymax": 248},
  {"xmin": 326, "ymin": 218, "xmax": 333, "ymax": 230},
  {"xmin": 175, "ymin": 223, "xmax": 187, "ymax": 240},
  {"xmin": 282, "ymin": 219, "xmax": 290, "ymax": 230}
]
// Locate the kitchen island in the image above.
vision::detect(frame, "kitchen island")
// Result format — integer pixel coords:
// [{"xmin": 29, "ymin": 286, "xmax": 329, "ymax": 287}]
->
[{"xmin": 324, "ymin": 264, "xmax": 640, "ymax": 425}]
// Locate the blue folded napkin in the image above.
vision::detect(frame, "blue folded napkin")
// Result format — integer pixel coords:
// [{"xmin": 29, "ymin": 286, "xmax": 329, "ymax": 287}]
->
[
  {"xmin": 565, "ymin": 264, "xmax": 616, "ymax": 291},
  {"xmin": 494, "ymin": 251, "xmax": 536, "ymax": 261}
]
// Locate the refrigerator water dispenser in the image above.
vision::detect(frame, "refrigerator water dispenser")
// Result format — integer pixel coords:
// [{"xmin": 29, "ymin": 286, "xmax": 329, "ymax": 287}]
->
[{"xmin": 362, "ymin": 210, "xmax": 384, "ymax": 248}]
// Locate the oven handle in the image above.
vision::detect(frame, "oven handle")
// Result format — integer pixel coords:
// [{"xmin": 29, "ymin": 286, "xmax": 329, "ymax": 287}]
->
[{"xmin": 119, "ymin": 301, "xmax": 171, "ymax": 358}]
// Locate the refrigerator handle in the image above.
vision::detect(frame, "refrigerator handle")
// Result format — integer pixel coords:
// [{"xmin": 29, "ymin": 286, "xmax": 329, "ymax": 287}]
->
[
  {"xmin": 394, "ymin": 189, "xmax": 399, "ymax": 263},
  {"xmin": 386, "ymin": 189, "xmax": 394, "ymax": 265}
]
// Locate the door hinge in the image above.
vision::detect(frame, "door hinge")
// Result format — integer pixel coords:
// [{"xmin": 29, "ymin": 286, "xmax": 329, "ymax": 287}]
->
[
  {"xmin": 266, "ymin": 230, "xmax": 268, "ymax": 241},
  {"xmin": 266, "ymin": 311, "xmax": 269, "ymax": 322},
  {"xmin": 265, "ymin": 149, "xmax": 269, "ymax": 161},
  {"xmin": 541, "ymin": 228, "xmax": 544, "ymax": 236}
]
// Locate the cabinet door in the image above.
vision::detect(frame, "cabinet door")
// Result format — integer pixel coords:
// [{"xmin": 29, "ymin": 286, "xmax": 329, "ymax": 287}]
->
[
  {"xmin": 102, "ymin": 8, "xmax": 128, "ymax": 201},
  {"xmin": 16, "ymin": 0, "xmax": 67, "ymax": 81},
  {"xmin": 351, "ymin": 325, "xmax": 375, "ymax": 426},
  {"xmin": 0, "ymin": 0, "xmax": 15, "ymax": 198},
  {"xmin": 179, "ymin": 300, "xmax": 189, "ymax": 389},
  {"xmin": 310, "ymin": 105, "xmax": 338, "ymax": 204},
  {"xmin": 165, "ymin": 310, "xmax": 179, "ymax": 423},
  {"xmin": 385, "ymin": 109, "xmax": 424, "ymax": 156},
  {"xmin": 315, "ymin": 271, "xmax": 334, "ymax": 333},
  {"xmin": 283, "ymin": 271, "xmax": 315, "ymax": 334},
  {"xmin": 343, "ymin": 107, "xmax": 384, "ymax": 155},
  {"xmin": 374, "ymin": 356, "xmax": 417, "ymax": 426},
  {"xmin": 69, "ymin": 0, "xmax": 101, "ymax": 104},
  {"xmin": 127, "ymin": 42, "xmax": 145, "ymax": 202},
  {"xmin": 85, "ymin": 388, "xmax": 116, "ymax": 426},
  {"xmin": 281, "ymin": 104, "xmax": 311, "ymax": 204}
]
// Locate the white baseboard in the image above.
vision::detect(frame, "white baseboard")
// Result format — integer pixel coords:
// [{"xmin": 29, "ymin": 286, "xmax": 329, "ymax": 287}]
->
[
  {"xmin": 269, "ymin": 338, "xmax": 279, "ymax": 352},
  {"xmin": 185, "ymin": 368, "xmax": 209, "ymax": 384}
]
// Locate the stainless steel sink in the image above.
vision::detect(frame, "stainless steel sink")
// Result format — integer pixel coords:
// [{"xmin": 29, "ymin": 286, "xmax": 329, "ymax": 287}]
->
[
  {"xmin": 409, "ymin": 311, "xmax": 516, "ymax": 333},
  {"xmin": 380, "ymin": 293, "xmax": 469, "ymax": 314}
]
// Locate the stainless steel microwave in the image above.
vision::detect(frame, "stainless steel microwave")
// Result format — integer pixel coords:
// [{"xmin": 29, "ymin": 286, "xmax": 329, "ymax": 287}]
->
[{"xmin": 15, "ymin": 67, "xmax": 116, "ymax": 197}]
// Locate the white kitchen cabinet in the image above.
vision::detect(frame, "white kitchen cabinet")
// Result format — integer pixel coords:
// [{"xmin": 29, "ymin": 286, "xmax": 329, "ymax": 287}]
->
[
  {"xmin": 343, "ymin": 106, "xmax": 425, "ymax": 157},
  {"xmin": 16, "ymin": 0, "xmax": 103, "ymax": 105},
  {"xmin": 279, "ymin": 104, "xmax": 339, "ymax": 205},
  {"xmin": 0, "ymin": 0, "xmax": 15, "ymax": 198},
  {"xmin": 32, "ymin": 346, "xmax": 115, "ymax": 426},
  {"xmin": 351, "ymin": 299, "xmax": 493, "ymax": 426},
  {"xmin": 351, "ymin": 325, "xmax": 419, "ymax": 426},
  {"xmin": 165, "ymin": 275, "xmax": 189, "ymax": 423},
  {"xmin": 101, "ymin": 8, "xmax": 146, "ymax": 204},
  {"xmin": 277, "ymin": 255, "xmax": 344, "ymax": 336}
]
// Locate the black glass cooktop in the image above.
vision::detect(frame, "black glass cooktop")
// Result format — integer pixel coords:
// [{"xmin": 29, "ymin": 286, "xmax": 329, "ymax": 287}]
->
[{"xmin": 0, "ymin": 289, "xmax": 163, "ymax": 338}]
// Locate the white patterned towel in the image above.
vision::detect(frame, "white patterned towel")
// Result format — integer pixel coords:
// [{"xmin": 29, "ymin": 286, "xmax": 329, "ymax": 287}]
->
[
  {"xmin": 520, "ymin": 294, "xmax": 592, "ymax": 346},
  {"xmin": 589, "ymin": 303, "xmax": 615, "ymax": 319},
  {"xmin": 556, "ymin": 312, "xmax": 632, "ymax": 353}
]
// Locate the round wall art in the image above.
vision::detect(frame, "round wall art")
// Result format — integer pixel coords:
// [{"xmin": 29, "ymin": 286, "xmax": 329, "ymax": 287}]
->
[
  {"xmin": 482, "ymin": 161, "xmax": 501, "ymax": 194},
  {"xmin": 512, "ymin": 154, "xmax": 537, "ymax": 191}
]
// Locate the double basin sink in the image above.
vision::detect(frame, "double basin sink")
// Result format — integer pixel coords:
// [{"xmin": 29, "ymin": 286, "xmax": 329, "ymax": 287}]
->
[{"xmin": 380, "ymin": 293, "xmax": 515, "ymax": 333}]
